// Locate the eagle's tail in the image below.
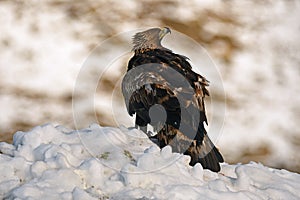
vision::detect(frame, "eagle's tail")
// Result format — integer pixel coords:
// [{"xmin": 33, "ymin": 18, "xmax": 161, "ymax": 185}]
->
[
  {"xmin": 157, "ymin": 125, "xmax": 224, "ymax": 172},
  {"xmin": 187, "ymin": 134, "xmax": 224, "ymax": 172}
]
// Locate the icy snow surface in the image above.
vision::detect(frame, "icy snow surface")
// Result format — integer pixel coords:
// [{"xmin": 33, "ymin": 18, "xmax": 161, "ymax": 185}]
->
[{"xmin": 0, "ymin": 124, "xmax": 299, "ymax": 199}]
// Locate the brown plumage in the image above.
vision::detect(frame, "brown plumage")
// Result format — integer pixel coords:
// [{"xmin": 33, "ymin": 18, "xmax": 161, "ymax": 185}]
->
[{"xmin": 122, "ymin": 27, "xmax": 224, "ymax": 172}]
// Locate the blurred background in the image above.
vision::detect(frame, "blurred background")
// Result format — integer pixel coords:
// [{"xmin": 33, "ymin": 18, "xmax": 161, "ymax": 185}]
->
[{"xmin": 0, "ymin": 0, "xmax": 299, "ymax": 172}]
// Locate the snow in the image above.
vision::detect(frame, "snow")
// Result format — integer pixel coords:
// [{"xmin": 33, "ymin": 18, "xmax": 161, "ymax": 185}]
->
[
  {"xmin": 0, "ymin": 4, "xmax": 85, "ymax": 95},
  {"xmin": 0, "ymin": 124, "xmax": 299, "ymax": 199},
  {"xmin": 217, "ymin": 1, "xmax": 300, "ymax": 169}
]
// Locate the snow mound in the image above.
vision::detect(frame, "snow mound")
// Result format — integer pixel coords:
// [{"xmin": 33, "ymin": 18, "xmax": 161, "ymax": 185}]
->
[{"xmin": 0, "ymin": 124, "xmax": 299, "ymax": 199}]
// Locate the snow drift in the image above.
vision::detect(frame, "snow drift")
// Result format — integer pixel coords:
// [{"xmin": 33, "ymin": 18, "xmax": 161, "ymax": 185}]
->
[{"xmin": 0, "ymin": 124, "xmax": 299, "ymax": 199}]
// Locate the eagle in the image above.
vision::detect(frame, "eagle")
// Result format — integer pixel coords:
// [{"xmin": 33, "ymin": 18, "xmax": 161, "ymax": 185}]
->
[{"xmin": 122, "ymin": 27, "xmax": 224, "ymax": 172}]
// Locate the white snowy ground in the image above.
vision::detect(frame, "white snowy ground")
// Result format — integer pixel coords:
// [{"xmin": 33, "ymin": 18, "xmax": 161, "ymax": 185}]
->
[{"xmin": 0, "ymin": 124, "xmax": 299, "ymax": 199}]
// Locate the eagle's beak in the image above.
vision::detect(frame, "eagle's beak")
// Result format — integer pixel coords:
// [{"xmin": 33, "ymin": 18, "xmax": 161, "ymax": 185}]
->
[{"xmin": 159, "ymin": 27, "xmax": 171, "ymax": 40}]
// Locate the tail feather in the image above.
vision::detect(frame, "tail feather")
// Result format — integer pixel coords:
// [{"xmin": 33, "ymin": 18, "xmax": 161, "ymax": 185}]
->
[
  {"xmin": 157, "ymin": 126, "xmax": 224, "ymax": 172},
  {"xmin": 196, "ymin": 146, "xmax": 223, "ymax": 172},
  {"xmin": 188, "ymin": 134, "xmax": 223, "ymax": 172}
]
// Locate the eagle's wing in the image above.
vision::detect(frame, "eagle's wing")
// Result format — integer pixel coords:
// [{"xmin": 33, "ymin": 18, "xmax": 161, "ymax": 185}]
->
[{"xmin": 122, "ymin": 61, "xmax": 197, "ymax": 130}]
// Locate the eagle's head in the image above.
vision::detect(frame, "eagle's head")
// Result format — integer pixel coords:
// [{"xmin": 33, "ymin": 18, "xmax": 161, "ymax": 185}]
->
[{"xmin": 132, "ymin": 27, "xmax": 171, "ymax": 52}]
